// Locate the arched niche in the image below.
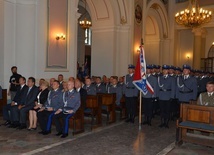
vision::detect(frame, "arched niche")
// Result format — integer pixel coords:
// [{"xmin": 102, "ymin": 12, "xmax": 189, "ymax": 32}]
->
[{"xmin": 144, "ymin": 0, "xmax": 170, "ymax": 65}]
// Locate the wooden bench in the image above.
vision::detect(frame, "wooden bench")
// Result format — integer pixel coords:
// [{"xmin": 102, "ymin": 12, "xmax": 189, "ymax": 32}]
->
[
  {"xmin": 98, "ymin": 93, "xmax": 116, "ymax": 124},
  {"xmin": 84, "ymin": 95, "xmax": 102, "ymax": 130},
  {"xmin": 176, "ymin": 103, "xmax": 214, "ymax": 147},
  {"xmin": 116, "ymin": 95, "xmax": 126, "ymax": 120},
  {"xmin": 69, "ymin": 106, "xmax": 84, "ymax": 135},
  {"xmin": 0, "ymin": 89, "xmax": 7, "ymax": 116}
]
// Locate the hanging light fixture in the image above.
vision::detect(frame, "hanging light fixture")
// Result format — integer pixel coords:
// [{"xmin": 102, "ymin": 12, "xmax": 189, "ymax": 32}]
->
[
  {"xmin": 79, "ymin": 0, "xmax": 92, "ymax": 29},
  {"xmin": 175, "ymin": 0, "xmax": 212, "ymax": 29}
]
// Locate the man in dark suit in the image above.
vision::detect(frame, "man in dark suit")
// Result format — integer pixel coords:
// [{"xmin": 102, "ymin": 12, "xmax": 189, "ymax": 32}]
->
[
  {"xmin": 17, "ymin": 77, "xmax": 39, "ymax": 129},
  {"xmin": 75, "ymin": 79, "xmax": 87, "ymax": 109},
  {"xmin": 37, "ymin": 80, "xmax": 63, "ymax": 135},
  {"xmin": 58, "ymin": 74, "xmax": 64, "ymax": 90},
  {"xmin": 5, "ymin": 76, "xmax": 28, "ymax": 127},
  {"xmin": 53, "ymin": 80, "xmax": 81, "ymax": 138}
]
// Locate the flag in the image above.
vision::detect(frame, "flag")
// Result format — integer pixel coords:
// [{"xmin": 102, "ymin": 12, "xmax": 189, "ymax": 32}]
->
[{"xmin": 133, "ymin": 46, "xmax": 154, "ymax": 95}]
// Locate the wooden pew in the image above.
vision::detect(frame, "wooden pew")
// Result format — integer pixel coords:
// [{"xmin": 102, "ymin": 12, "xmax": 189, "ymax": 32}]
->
[
  {"xmin": 84, "ymin": 95, "xmax": 102, "ymax": 129},
  {"xmin": 176, "ymin": 103, "xmax": 214, "ymax": 147},
  {"xmin": 69, "ymin": 106, "xmax": 84, "ymax": 135},
  {"xmin": 98, "ymin": 93, "xmax": 116, "ymax": 124},
  {"xmin": 0, "ymin": 89, "xmax": 7, "ymax": 116},
  {"xmin": 116, "ymin": 95, "xmax": 126, "ymax": 120}
]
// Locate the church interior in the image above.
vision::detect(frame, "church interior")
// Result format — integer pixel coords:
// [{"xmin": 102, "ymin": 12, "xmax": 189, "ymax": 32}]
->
[{"xmin": 0, "ymin": 0, "xmax": 214, "ymax": 154}]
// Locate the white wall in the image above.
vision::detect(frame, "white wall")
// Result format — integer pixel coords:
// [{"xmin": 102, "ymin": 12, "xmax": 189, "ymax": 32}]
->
[
  {"xmin": 205, "ymin": 27, "xmax": 214, "ymax": 57},
  {"xmin": 0, "ymin": 0, "xmax": 4, "ymax": 87}
]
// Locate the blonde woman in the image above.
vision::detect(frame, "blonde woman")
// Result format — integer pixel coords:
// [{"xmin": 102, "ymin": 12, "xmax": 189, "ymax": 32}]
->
[{"xmin": 28, "ymin": 81, "xmax": 49, "ymax": 130}]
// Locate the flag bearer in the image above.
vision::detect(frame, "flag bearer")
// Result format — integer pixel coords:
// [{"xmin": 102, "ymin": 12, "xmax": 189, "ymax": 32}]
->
[{"xmin": 142, "ymin": 65, "xmax": 158, "ymax": 126}]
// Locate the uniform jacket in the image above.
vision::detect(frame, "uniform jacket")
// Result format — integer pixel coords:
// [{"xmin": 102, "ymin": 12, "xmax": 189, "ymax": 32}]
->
[
  {"xmin": 197, "ymin": 92, "xmax": 214, "ymax": 106},
  {"xmin": 142, "ymin": 74, "xmax": 158, "ymax": 99},
  {"xmin": 176, "ymin": 75, "xmax": 198, "ymax": 102},
  {"xmin": 158, "ymin": 75, "xmax": 176, "ymax": 100},
  {"xmin": 123, "ymin": 74, "xmax": 138, "ymax": 97},
  {"xmin": 83, "ymin": 84, "xmax": 96, "ymax": 95},
  {"xmin": 96, "ymin": 83, "xmax": 106, "ymax": 93},
  {"xmin": 108, "ymin": 84, "xmax": 123, "ymax": 105},
  {"xmin": 62, "ymin": 89, "xmax": 81, "ymax": 113},
  {"xmin": 44, "ymin": 89, "xmax": 63, "ymax": 111}
]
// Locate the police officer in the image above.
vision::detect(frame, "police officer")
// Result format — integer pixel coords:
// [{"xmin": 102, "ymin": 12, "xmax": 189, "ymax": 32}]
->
[
  {"xmin": 108, "ymin": 77, "xmax": 123, "ymax": 106},
  {"xmin": 123, "ymin": 64, "xmax": 139, "ymax": 123},
  {"xmin": 53, "ymin": 80, "xmax": 81, "ymax": 138},
  {"xmin": 142, "ymin": 65, "xmax": 158, "ymax": 126},
  {"xmin": 158, "ymin": 65, "xmax": 175, "ymax": 128},
  {"xmin": 37, "ymin": 80, "xmax": 63, "ymax": 135},
  {"xmin": 83, "ymin": 77, "xmax": 96, "ymax": 95},
  {"xmin": 95, "ymin": 76, "xmax": 106, "ymax": 93},
  {"xmin": 176, "ymin": 64, "xmax": 198, "ymax": 104}
]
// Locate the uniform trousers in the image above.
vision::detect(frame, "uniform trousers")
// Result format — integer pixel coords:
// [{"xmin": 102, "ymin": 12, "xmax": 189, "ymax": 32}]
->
[
  {"xmin": 125, "ymin": 97, "xmax": 137, "ymax": 116},
  {"xmin": 143, "ymin": 98, "xmax": 154, "ymax": 118},
  {"xmin": 37, "ymin": 110, "xmax": 55, "ymax": 132},
  {"xmin": 53, "ymin": 112, "xmax": 74, "ymax": 134},
  {"xmin": 159, "ymin": 100, "xmax": 171, "ymax": 119}
]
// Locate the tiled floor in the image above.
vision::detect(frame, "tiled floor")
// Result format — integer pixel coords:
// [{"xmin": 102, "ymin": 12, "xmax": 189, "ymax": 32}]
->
[{"xmin": 0, "ymin": 115, "xmax": 213, "ymax": 155}]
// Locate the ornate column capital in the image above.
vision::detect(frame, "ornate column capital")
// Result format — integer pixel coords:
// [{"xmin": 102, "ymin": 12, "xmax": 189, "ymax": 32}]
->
[{"xmin": 192, "ymin": 27, "xmax": 207, "ymax": 37}]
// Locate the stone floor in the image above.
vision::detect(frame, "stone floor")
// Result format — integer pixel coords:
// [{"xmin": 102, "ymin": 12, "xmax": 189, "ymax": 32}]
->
[{"xmin": 0, "ymin": 115, "xmax": 213, "ymax": 155}]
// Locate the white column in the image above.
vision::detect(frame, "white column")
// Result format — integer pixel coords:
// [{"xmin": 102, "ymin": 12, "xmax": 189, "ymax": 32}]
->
[
  {"xmin": 0, "ymin": 0, "xmax": 4, "ymax": 87},
  {"xmin": 192, "ymin": 28, "xmax": 206, "ymax": 69}
]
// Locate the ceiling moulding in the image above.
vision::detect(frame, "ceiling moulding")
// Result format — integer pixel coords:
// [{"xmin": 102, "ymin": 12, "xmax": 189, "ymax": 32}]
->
[{"xmin": 4, "ymin": 0, "xmax": 37, "ymax": 5}]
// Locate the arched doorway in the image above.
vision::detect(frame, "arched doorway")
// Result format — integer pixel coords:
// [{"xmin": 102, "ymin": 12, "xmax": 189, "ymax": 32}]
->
[{"xmin": 77, "ymin": 0, "xmax": 92, "ymax": 77}]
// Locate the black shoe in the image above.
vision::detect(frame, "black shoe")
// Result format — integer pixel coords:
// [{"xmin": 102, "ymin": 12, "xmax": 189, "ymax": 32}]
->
[
  {"xmin": 164, "ymin": 124, "xmax": 169, "ymax": 128},
  {"xmin": 38, "ymin": 131, "xmax": 45, "ymax": 134},
  {"xmin": 3, "ymin": 121, "xmax": 11, "ymax": 126},
  {"xmin": 142, "ymin": 121, "xmax": 148, "ymax": 125},
  {"xmin": 125, "ymin": 118, "xmax": 131, "ymax": 123},
  {"xmin": 42, "ymin": 131, "xmax": 51, "ymax": 135},
  {"xmin": 61, "ymin": 134, "xmax": 68, "ymax": 138},
  {"xmin": 148, "ymin": 122, "xmax": 152, "ymax": 126},
  {"xmin": 28, "ymin": 127, "xmax": 37, "ymax": 131},
  {"xmin": 158, "ymin": 123, "xmax": 165, "ymax": 128},
  {"xmin": 56, "ymin": 132, "xmax": 62, "ymax": 136},
  {"xmin": 17, "ymin": 125, "xmax": 27, "ymax": 130}
]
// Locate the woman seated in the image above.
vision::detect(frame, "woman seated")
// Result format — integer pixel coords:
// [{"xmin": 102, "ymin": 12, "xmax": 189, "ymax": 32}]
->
[{"xmin": 28, "ymin": 80, "xmax": 49, "ymax": 130}]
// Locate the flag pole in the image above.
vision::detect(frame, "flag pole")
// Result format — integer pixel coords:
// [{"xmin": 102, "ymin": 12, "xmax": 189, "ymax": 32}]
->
[{"xmin": 139, "ymin": 91, "xmax": 142, "ymax": 130}]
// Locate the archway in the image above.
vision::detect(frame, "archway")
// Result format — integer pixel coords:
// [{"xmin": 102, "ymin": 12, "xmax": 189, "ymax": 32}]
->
[{"xmin": 144, "ymin": 0, "xmax": 169, "ymax": 65}]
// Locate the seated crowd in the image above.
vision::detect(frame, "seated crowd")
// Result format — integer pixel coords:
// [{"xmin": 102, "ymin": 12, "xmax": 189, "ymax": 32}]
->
[{"xmin": 0, "ymin": 64, "xmax": 214, "ymax": 138}]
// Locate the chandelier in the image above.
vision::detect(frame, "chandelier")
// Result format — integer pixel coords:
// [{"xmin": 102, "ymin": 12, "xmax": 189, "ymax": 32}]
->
[
  {"xmin": 175, "ymin": 0, "xmax": 212, "ymax": 29},
  {"xmin": 79, "ymin": 0, "xmax": 92, "ymax": 29}
]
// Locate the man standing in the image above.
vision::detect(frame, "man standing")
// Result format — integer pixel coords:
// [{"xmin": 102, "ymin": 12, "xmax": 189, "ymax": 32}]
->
[
  {"xmin": 158, "ymin": 65, "xmax": 175, "ymax": 128},
  {"xmin": 176, "ymin": 64, "xmax": 198, "ymax": 104},
  {"xmin": 58, "ymin": 74, "xmax": 64, "ymax": 90},
  {"xmin": 8, "ymin": 66, "xmax": 22, "ymax": 101},
  {"xmin": 142, "ymin": 65, "xmax": 158, "ymax": 126},
  {"xmin": 75, "ymin": 79, "xmax": 87, "ymax": 109},
  {"xmin": 37, "ymin": 80, "xmax": 63, "ymax": 135},
  {"xmin": 124, "ymin": 64, "xmax": 139, "ymax": 123},
  {"xmin": 53, "ymin": 80, "xmax": 81, "ymax": 138}
]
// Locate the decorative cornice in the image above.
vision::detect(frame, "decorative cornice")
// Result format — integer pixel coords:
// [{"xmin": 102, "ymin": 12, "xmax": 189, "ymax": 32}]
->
[{"xmin": 4, "ymin": 0, "xmax": 37, "ymax": 5}]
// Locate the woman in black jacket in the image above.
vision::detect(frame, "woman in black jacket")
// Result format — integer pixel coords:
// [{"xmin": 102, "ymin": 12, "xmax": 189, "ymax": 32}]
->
[{"xmin": 28, "ymin": 81, "xmax": 49, "ymax": 130}]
